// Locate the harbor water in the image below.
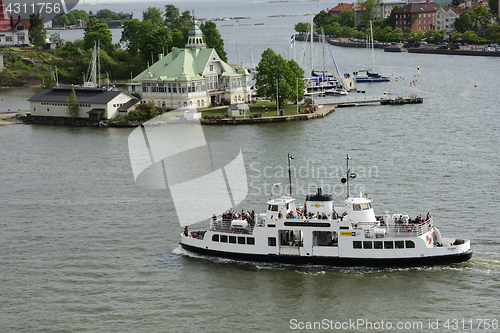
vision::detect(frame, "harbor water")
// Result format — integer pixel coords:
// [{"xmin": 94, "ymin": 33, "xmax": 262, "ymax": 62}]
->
[{"xmin": 2, "ymin": 0, "xmax": 500, "ymax": 331}]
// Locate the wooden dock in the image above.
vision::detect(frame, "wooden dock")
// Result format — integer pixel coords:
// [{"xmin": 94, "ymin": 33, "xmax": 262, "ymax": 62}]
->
[{"xmin": 324, "ymin": 95, "xmax": 423, "ymax": 107}]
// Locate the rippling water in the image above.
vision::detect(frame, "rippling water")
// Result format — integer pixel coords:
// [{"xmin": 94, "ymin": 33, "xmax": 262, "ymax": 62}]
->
[{"xmin": 2, "ymin": 1, "xmax": 500, "ymax": 331}]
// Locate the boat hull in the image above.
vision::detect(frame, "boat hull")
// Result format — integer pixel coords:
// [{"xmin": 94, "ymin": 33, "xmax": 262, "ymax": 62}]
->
[{"xmin": 180, "ymin": 243, "xmax": 472, "ymax": 268}]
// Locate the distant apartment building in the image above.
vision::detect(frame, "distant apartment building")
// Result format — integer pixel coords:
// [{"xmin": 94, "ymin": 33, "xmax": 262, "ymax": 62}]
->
[
  {"xmin": 393, "ymin": 1, "xmax": 442, "ymax": 32},
  {"xmin": 374, "ymin": 0, "xmax": 408, "ymax": 21}
]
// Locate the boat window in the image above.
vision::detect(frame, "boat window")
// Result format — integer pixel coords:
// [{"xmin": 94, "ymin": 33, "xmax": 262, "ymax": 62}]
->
[
  {"xmin": 229, "ymin": 236, "xmax": 236, "ymax": 244},
  {"xmin": 374, "ymin": 241, "xmax": 383, "ymax": 249},
  {"xmin": 212, "ymin": 234, "xmax": 219, "ymax": 242},
  {"xmin": 220, "ymin": 235, "xmax": 228, "ymax": 243},
  {"xmin": 363, "ymin": 241, "xmax": 373, "ymax": 249},
  {"xmin": 238, "ymin": 237, "xmax": 245, "ymax": 244},
  {"xmin": 353, "ymin": 241, "xmax": 362, "ymax": 249},
  {"xmin": 361, "ymin": 203, "xmax": 370, "ymax": 210},
  {"xmin": 268, "ymin": 205, "xmax": 279, "ymax": 211},
  {"xmin": 395, "ymin": 241, "xmax": 405, "ymax": 249},
  {"xmin": 384, "ymin": 241, "xmax": 394, "ymax": 249},
  {"xmin": 268, "ymin": 237, "xmax": 276, "ymax": 246},
  {"xmin": 313, "ymin": 231, "xmax": 338, "ymax": 247},
  {"xmin": 405, "ymin": 240, "xmax": 415, "ymax": 248},
  {"xmin": 247, "ymin": 237, "xmax": 255, "ymax": 245},
  {"xmin": 353, "ymin": 204, "xmax": 361, "ymax": 211}
]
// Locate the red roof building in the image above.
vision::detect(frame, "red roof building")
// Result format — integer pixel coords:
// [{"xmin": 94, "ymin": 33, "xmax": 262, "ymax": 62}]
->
[{"xmin": 0, "ymin": 0, "xmax": 35, "ymax": 46}]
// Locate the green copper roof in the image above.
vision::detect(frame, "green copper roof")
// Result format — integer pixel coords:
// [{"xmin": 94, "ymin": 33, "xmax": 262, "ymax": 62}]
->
[
  {"xmin": 188, "ymin": 20, "xmax": 204, "ymax": 37},
  {"xmin": 132, "ymin": 46, "xmax": 243, "ymax": 83}
]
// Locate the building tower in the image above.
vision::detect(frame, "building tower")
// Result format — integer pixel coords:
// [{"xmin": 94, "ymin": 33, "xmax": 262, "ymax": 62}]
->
[{"xmin": 185, "ymin": 19, "xmax": 206, "ymax": 49}]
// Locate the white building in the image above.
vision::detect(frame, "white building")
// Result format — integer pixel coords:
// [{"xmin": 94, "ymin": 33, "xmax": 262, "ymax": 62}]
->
[
  {"xmin": 127, "ymin": 20, "xmax": 252, "ymax": 109},
  {"xmin": 374, "ymin": 0, "xmax": 408, "ymax": 21},
  {"xmin": 28, "ymin": 87, "xmax": 137, "ymax": 120},
  {"xmin": 436, "ymin": 7, "xmax": 460, "ymax": 32}
]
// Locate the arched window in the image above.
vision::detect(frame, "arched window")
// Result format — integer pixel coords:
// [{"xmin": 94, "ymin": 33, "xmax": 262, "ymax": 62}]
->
[
  {"xmin": 190, "ymin": 101, "xmax": 193, "ymax": 108},
  {"xmin": 201, "ymin": 100, "xmax": 204, "ymax": 107},
  {"xmin": 183, "ymin": 102, "xmax": 187, "ymax": 107},
  {"xmin": 197, "ymin": 100, "xmax": 200, "ymax": 107}
]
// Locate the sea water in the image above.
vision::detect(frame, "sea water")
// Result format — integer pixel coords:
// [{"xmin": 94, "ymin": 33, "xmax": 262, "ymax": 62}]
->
[{"xmin": 1, "ymin": 0, "xmax": 500, "ymax": 331}]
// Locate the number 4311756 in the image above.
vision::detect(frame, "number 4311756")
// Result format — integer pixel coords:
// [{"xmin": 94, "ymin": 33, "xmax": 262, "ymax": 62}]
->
[{"xmin": 6, "ymin": 2, "xmax": 61, "ymax": 15}]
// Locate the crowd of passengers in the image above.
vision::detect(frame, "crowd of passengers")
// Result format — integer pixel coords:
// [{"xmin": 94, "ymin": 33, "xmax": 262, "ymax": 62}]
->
[
  {"xmin": 394, "ymin": 213, "xmax": 432, "ymax": 225},
  {"xmin": 220, "ymin": 209, "xmax": 256, "ymax": 224}
]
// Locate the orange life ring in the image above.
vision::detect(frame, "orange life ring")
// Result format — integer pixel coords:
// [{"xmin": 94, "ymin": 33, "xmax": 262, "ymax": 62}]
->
[{"xmin": 406, "ymin": 224, "xmax": 414, "ymax": 232}]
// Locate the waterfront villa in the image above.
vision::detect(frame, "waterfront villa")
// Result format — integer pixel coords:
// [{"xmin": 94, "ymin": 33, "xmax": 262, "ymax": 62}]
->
[
  {"xmin": 0, "ymin": 0, "xmax": 33, "ymax": 46},
  {"xmin": 127, "ymin": 20, "xmax": 252, "ymax": 110}
]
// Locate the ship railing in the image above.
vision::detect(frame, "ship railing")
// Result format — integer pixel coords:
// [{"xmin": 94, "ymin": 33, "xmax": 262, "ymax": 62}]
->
[
  {"xmin": 210, "ymin": 218, "xmax": 255, "ymax": 234},
  {"xmin": 385, "ymin": 219, "xmax": 433, "ymax": 237},
  {"xmin": 364, "ymin": 219, "xmax": 433, "ymax": 238}
]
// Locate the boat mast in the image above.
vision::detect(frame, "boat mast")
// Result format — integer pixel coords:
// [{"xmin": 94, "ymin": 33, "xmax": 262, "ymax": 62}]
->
[
  {"xmin": 341, "ymin": 154, "xmax": 356, "ymax": 198},
  {"xmin": 288, "ymin": 153, "xmax": 293, "ymax": 196},
  {"xmin": 310, "ymin": 14, "xmax": 313, "ymax": 74}
]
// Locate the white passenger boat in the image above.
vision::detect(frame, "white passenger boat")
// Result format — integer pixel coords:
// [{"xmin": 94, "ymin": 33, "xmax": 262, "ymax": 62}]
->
[{"xmin": 180, "ymin": 156, "xmax": 472, "ymax": 267}]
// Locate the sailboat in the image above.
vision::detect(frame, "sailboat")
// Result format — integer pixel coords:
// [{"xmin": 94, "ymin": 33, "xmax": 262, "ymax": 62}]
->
[
  {"xmin": 354, "ymin": 22, "xmax": 390, "ymax": 83},
  {"xmin": 304, "ymin": 21, "xmax": 349, "ymax": 96}
]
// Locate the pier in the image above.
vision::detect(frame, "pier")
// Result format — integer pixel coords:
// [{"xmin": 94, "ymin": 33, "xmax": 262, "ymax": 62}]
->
[{"xmin": 322, "ymin": 95, "xmax": 423, "ymax": 107}]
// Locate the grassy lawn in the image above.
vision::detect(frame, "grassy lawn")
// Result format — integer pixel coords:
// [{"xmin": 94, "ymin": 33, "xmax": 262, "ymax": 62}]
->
[{"xmin": 199, "ymin": 100, "xmax": 313, "ymax": 118}]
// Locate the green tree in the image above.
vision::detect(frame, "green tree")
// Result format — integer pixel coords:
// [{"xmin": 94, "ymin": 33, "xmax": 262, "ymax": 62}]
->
[
  {"xmin": 96, "ymin": 9, "xmax": 113, "ymax": 20},
  {"xmin": 484, "ymin": 22, "xmax": 500, "ymax": 42},
  {"xmin": 164, "ymin": 4, "xmax": 181, "ymax": 30},
  {"xmin": 143, "ymin": 6, "xmax": 164, "ymax": 28},
  {"xmin": 294, "ymin": 22, "xmax": 310, "ymax": 34},
  {"xmin": 488, "ymin": 0, "xmax": 498, "ymax": 19},
  {"xmin": 140, "ymin": 24, "xmax": 172, "ymax": 64},
  {"xmin": 120, "ymin": 19, "xmax": 142, "ymax": 54},
  {"xmin": 49, "ymin": 31, "xmax": 64, "ymax": 44},
  {"xmin": 178, "ymin": 10, "xmax": 193, "ymax": 28},
  {"xmin": 471, "ymin": 6, "xmax": 492, "ymax": 33},
  {"xmin": 29, "ymin": 13, "xmax": 46, "ymax": 47},
  {"xmin": 339, "ymin": 9, "xmax": 355, "ymax": 28},
  {"xmin": 254, "ymin": 48, "xmax": 305, "ymax": 108},
  {"xmin": 169, "ymin": 29, "xmax": 185, "ymax": 48},
  {"xmin": 84, "ymin": 18, "xmax": 113, "ymax": 54},
  {"xmin": 67, "ymin": 89, "xmax": 79, "ymax": 118},
  {"xmin": 201, "ymin": 21, "xmax": 227, "ymax": 62},
  {"xmin": 358, "ymin": 0, "xmax": 376, "ymax": 28}
]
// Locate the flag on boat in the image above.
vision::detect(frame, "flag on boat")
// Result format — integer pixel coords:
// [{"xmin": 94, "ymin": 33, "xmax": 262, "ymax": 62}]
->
[
  {"xmin": 289, "ymin": 155, "xmax": 294, "ymax": 160},
  {"xmin": 290, "ymin": 36, "xmax": 295, "ymax": 48}
]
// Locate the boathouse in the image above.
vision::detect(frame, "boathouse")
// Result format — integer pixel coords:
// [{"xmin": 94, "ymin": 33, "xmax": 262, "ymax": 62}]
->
[{"xmin": 28, "ymin": 87, "xmax": 137, "ymax": 120}]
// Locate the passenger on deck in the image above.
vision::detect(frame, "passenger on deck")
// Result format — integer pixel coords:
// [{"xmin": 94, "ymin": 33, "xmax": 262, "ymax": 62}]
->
[
  {"xmin": 184, "ymin": 226, "xmax": 189, "ymax": 237},
  {"xmin": 426, "ymin": 212, "xmax": 431, "ymax": 221},
  {"xmin": 278, "ymin": 211, "xmax": 284, "ymax": 219}
]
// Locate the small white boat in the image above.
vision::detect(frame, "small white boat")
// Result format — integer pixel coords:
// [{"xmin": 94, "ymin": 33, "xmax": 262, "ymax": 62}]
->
[{"xmin": 180, "ymin": 156, "xmax": 472, "ymax": 267}]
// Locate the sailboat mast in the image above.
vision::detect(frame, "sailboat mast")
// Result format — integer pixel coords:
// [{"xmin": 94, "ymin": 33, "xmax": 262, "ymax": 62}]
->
[
  {"xmin": 98, "ymin": 40, "xmax": 101, "ymax": 87},
  {"xmin": 310, "ymin": 14, "xmax": 313, "ymax": 75},
  {"xmin": 92, "ymin": 43, "xmax": 97, "ymax": 86}
]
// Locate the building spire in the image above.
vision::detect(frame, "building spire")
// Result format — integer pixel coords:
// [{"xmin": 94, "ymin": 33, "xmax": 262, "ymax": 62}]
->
[{"xmin": 0, "ymin": 0, "xmax": 8, "ymax": 20}]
